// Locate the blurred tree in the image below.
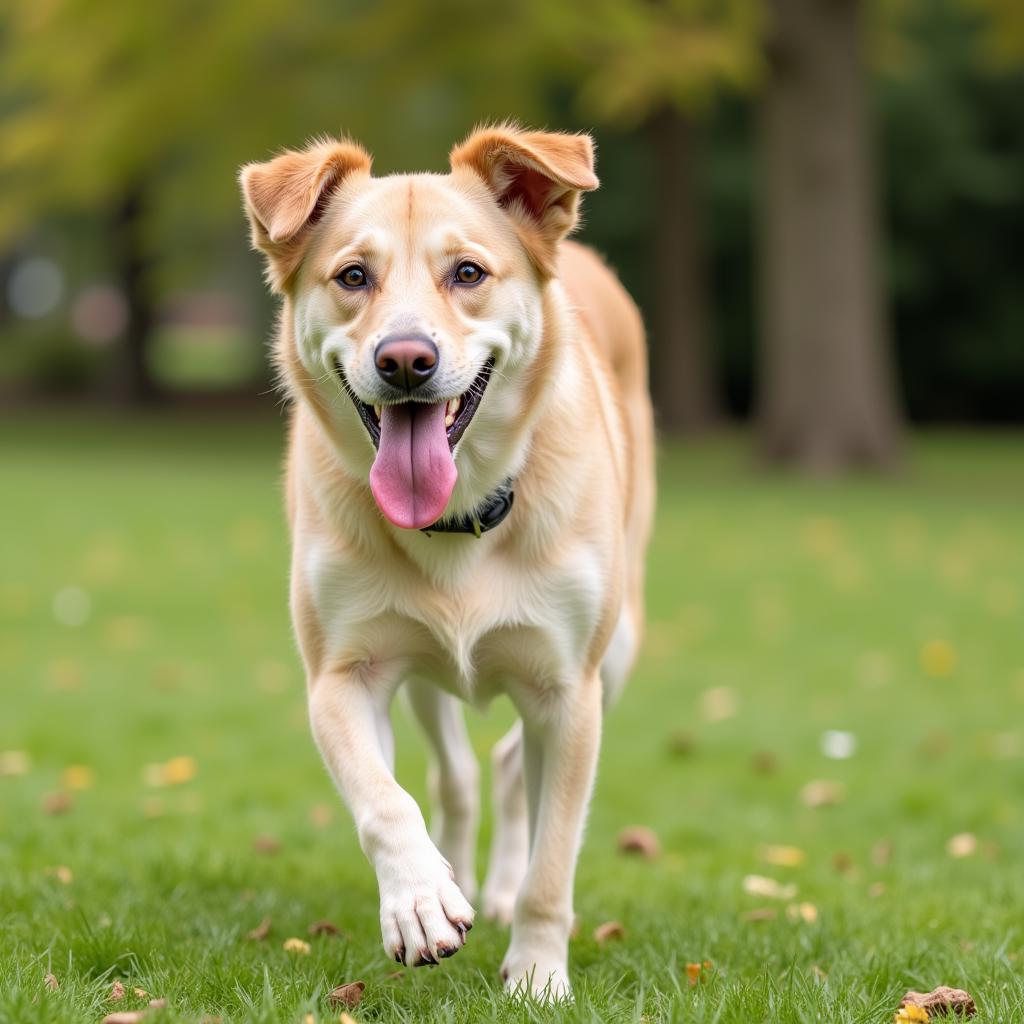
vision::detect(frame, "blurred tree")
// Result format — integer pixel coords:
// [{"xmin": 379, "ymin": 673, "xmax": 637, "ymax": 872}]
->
[
  {"xmin": 756, "ymin": 0, "xmax": 901, "ymax": 471},
  {"xmin": 524, "ymin": 0, "xmax": 762, "ymax": 432}
]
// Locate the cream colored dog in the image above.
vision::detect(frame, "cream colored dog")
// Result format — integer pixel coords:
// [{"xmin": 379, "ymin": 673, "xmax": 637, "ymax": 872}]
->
[{"xmin": 240, "ymin": 125, "xmax": 654, "ymax": 1001}]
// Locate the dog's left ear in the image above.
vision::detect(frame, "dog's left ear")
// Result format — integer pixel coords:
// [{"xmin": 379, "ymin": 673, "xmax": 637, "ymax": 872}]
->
[
  {"xmin": 450, "ymin": 126, "xmax": 598, "ymax": 276},
  {"xmin": 240, "ymin": 137, "xmax": 372, "ymax": 291}
]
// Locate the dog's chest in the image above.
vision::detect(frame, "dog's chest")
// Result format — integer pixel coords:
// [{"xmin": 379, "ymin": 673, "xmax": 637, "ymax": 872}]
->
[{"xmin": 302, "ymin": 539, "xmax": 606, "ymax": 698}]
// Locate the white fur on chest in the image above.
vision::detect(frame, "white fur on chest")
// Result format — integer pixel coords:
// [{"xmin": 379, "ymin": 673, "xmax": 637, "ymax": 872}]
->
[{"xmin": 298, "ymin": 534, "xmax": 608, "ymax": 702}]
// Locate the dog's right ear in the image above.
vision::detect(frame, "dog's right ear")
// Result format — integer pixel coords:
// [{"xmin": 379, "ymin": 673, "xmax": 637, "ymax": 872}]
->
[{"xmin": 239, "ymin": 137, "xmax": 372, "ymax": 292}]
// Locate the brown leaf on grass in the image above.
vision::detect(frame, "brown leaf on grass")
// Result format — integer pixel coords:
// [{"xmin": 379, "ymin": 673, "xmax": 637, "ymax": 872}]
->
[
  {"xmin": 617, "ymin": 826, "xmax": 661, "ymax": 860},
  {"xmin": 339, "ymin": 1014, "xmax": 358, "ymax": 1024},
  {"xmin": 667, "ymin": 731, "xmax": 696, "ymax": 757},
  {"xmin": 109, "ymin": 980, "xmax": 126, "ymax": 1002},
  {"xmin": 593, "ymin": 920, "xmax": 626, "ymax": 944},
  {"xmin": 252, "ymin": 834, "xmax": 281, "ymax": 855},
  {"xmin": 62, "ymin": 764, "xmax": 95, "ymax": 790},
  {"xmin": 869, "ymin": 882, "xmax": 886, "ymax": 898},
  {"xmin": 148, "ymin": 998, "xmax": 167, "ymax": 1009},
  {"xmin": 900, "ymin": 986, "xmax": 977, "ymax": 1017},
  {"xmin": 308, "ymin": 918, "xmax": 341, "ymax": 936},
  {"xmin": 685, "ymin": 961, "xmax": 712, "ymax": 986},
  {"xmin": 245, "ymin": 917, "xmax": 271, "ymax": 941},
  {"xmin": 832, "ymin": 851, "xmax": 854, "ymax": 874},
  {"xmin": 742, "ymin": 907, "xmax": 778, "ymax": 922},
  {"xmin": 103, "ymin": 1014, "xmax": 148, "ymax": 1024},
  {"xmin": 44, "ymin": 973, "xmax": 59, "ymax": 990},
  {"xmin": 786, "ymin": 902, "xmax": 819, "ymax": 923},
  {"xmin": 282, "ymin": 937, "xmax": 311, "ymax": 955},
  {"xmin": 132, "ymin": 988, "xmax": 148, "ymax": 999},
  {"xmin": 43, "ymin": 865, "xmax": 73, "ymax": 884},
  {"xmin": 328, "ymin": 981, "xmax": 365, "ymax": 1009},
  {"xmin": 752, "ymin": 751, "xmax": 779, "ymax": 775},
  {"xmin": 42, "ymin": 791, "xmax": 73, "ymax": 815},
  {"xmin": 800, "ymin": 780, "xmax": 846, "ymax": 808}
]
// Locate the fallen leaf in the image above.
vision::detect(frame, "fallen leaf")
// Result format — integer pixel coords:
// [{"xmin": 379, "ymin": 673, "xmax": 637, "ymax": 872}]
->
[
  {"xmin": 308, "ymin": 919, "xmax": 341, "ymax": 936},
  {"xmin": 328, "ymin": 981, "xmax": 365, "ymax": 1008},
  {"xmin": 133, "ymin": 988, "xmax": 148, "ymax": 999},
  {"xmin": 751, "ymin": 751, "xmax": 779, "ymax": 775},
  {"xmin": 667, "ymin": 731, "xmax": 696, "ymax": 757},
  {"xmin": 245, "ymin": 917, "xmax": 271, "ymax": 941},
  {"xmin": 800, "ymin": 780, "xmax": 846, "ymax": 808},
  {"xmin": 340, "ymin": 1014, "xmax": 358, "ymax": 1024},
  {"xmin": 163, "ymin": 755, "xmax": 197, "ymax": 785},
  {"xmin": 921, "ymin": 640, "xmax": 957, "ymax": 678},
  {"xmin": 148, "ymin": 998, "xmax": 167, "ymax": 1009},
  {"xmin": 44, "ymin": 973, "xmax": 59, "ymax": 990},
  {"xmin": 832, "ymin": 851, "xmax": 854, "ymax": 874},
  {"xmin": 947, "ymin": 833, "xmax": 977, "ymax": 859},
  {"xmin": 103, "ymin": 1014, "xmax": 149, "ymax": 1024},
  {"xmin": 62, "ymin": 764, "xmax": 95, "ymax": 790},
  {"xmin": 742, "ymin": 874, "xmax": 797, "ymax": 900},
  {"xmin": 42, "ymin": 791, "xmax": 73, "ymax": 815},
  {"xmin": 617, "ymin": 826, "xmax": 661, "ymax": 860},
  {"xmin": 786, "ymin": 902, "xmax": 818, "ymax": 923},
  {"xmin": 869, "ymin": 882, "xmax": 887, "ymax": 898},
  {"xmin": 44, "ymin": 865, "xmax": 73, "ymax": 884},
  {"xmin": 758, "ymin": 844, "xmax": 806, "ymax": 868},
  {"xmin": 109, "ymin": 980, "xmax": 126, "ymax": 1002},
  {"xmin": 701, "ymin": 686, "xmax": 738, "ymax": 723},
  {"xmin": 310, "ymin": 803, "xmax": 333, "ymax": 828},
  {"xmin": 743, "ymin": 907, "xmax": 778, "ymax": 922},
  {"xmin": 684, "ymin": 961, "xmax": 712, "ymax": 986},
  {"xmin": 283, "ymin": 937, "xmax": 311, "ymax": 955},
  {"xmin": 252, "ymin": 834, "xmax": 281, "ymax": 855},
  {"xmin": 895, "ymin": 1007, "xmax": 930, "ymax": 1023},
  {"xmin": 0, "ymin": 750, "xmax": 30, "ymax": 776},
  {"xmin": 900, "ymin": 986, "xmax": 976, "ymax": 1017},
  {"xmin": 593, "ymin": 921, "xmax": 626, "ymax": 944}
]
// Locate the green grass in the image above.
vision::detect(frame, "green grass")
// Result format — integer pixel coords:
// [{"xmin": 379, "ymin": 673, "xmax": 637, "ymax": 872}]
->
[{"xmin": 1, "ymin": 413, "xmax": 1023, "ymax": 1023}]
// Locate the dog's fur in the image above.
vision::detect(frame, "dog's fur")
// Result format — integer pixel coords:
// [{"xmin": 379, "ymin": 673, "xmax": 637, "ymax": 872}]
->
[{"xmin": 240, "ymin": 125, "xmax": 654, "ymax": 1000}]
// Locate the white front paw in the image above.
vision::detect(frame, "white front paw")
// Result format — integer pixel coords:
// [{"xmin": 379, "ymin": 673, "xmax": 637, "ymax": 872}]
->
[{"xmin": 377, "ymin": 844, "xmax": 475, "ymax": 967}]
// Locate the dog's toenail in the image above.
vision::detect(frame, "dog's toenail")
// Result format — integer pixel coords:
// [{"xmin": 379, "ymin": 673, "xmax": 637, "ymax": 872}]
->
[
  {"xmin": 395, "ymin": 949, "xmax": 404, "ymax": 963},
  {"xmin": 438, "ymin": 944, "xmax": 454, "ymax": 958}
]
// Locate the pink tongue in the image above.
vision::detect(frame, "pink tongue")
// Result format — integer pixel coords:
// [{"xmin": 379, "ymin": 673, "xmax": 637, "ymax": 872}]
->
[{"xmin": 370, "ymin": 402, "xmax": 457, "ymax": 529}]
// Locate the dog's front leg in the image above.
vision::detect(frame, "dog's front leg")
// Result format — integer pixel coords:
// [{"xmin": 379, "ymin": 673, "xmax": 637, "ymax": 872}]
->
[
  {"xmin": 502, "ymin": 675, "xmax": 602, "ymax": 1001},
  {"xmin": 309, "ymin": 669, "xmax": 475, "ymax": 966}
]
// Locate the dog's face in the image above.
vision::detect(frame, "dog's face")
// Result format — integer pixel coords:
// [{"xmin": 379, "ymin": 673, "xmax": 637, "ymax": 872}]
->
[{"xmin": 241, "ymin": 127, "xmax": 597, "ymax": 530}]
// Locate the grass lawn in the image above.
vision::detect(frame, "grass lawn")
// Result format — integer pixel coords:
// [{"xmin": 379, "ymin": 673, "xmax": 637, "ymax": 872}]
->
[{"xmin": 1, "ymin": 412, "xmax": 1023, "ymax": 1023}]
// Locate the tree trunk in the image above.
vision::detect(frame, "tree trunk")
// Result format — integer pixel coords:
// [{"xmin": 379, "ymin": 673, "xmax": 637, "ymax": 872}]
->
[
  {"xmin": 756, "ymin": 0, "xmax": 901, "ymax": 471},
  {"xmin": 110, "ymin": 182, "xmax": 159, "ymax": 403},
  {"xmin": 649, "ymin": 105, "xmax": 719, "ymax": 433}
]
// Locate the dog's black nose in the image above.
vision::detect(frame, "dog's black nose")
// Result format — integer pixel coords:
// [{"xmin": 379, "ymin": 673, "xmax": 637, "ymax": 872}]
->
[{"xmin": 375, "ymin": 336, "xmax": 438, "ymax": 391}]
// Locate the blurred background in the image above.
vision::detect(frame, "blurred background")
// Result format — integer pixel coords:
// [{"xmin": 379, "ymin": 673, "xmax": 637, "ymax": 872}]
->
[
  {"xmin": 2, "ymin": 5, "xmax": 1024, "ymax": 1017},
  {"xmin": 1, "ymin": 0, "xmax": 1022, "ymax": 462}
]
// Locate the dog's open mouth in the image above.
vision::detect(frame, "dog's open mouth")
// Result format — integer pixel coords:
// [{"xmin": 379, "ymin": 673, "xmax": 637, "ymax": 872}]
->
[
  {"xmin": 335, "ymin": 358, "xmax": 494, "ymax": 531},
  {"xmin": 339, "ymin": 357, "xmax": 494, "ymax": 453}
]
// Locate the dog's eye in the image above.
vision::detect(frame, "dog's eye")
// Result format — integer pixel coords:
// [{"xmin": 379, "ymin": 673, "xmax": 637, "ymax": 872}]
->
[
  {"xmin": 336, "ymin": 265, "xmax": 369, "ymax": 289},
  {"xmin": 454, "ymin": 262, "xmax": 485, "ymax": 286}
]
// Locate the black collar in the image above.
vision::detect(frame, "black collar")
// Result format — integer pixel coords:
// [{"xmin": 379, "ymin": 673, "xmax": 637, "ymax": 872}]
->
[{"xmin": 421, "ymin": 478, "xmax": 515, "ymax": 537}]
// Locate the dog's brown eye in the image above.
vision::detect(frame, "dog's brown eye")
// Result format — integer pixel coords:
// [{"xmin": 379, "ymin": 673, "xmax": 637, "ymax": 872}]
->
[
  {"xmin": 454, "ymin": 262, "xmax": 485, "ymax": 286},
  {"xmin": 337, "ymin": 265, "xmax": 368, "ymax": 289}
]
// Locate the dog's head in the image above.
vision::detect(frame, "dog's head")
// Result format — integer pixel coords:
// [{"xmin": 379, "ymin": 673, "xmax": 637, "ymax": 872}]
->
[{"xmin": 240, "ymin": 125, "xmax": 598, "ymax": 530}]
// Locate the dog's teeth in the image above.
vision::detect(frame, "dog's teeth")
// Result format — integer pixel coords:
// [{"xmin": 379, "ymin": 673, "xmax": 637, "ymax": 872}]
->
[
  {"xmin": 448, "ymin": 396, "xmax": 461, "ymax": 416},
  {"xmin": 445, "ymin": 413, "xmax": 455, "ymax": 428},
  {"xmin": 373, "ymin": 405, "xmax": 381, "ymax": 419}
]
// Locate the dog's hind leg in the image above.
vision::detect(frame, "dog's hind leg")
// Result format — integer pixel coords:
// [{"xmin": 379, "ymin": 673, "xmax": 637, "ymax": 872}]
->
[
  {"xmin": 481, "ymin": 720, "xmax": 530, "ymax": 925},
  {"xmin": 404, "ymin": 680, "xmax": 480, "ymax": 902}
]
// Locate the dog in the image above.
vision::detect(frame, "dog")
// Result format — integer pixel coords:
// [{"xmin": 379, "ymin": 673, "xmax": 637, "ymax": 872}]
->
[{"xmin": 239, "ymin": 124, "xmax": 654, "ymax": 1000}]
